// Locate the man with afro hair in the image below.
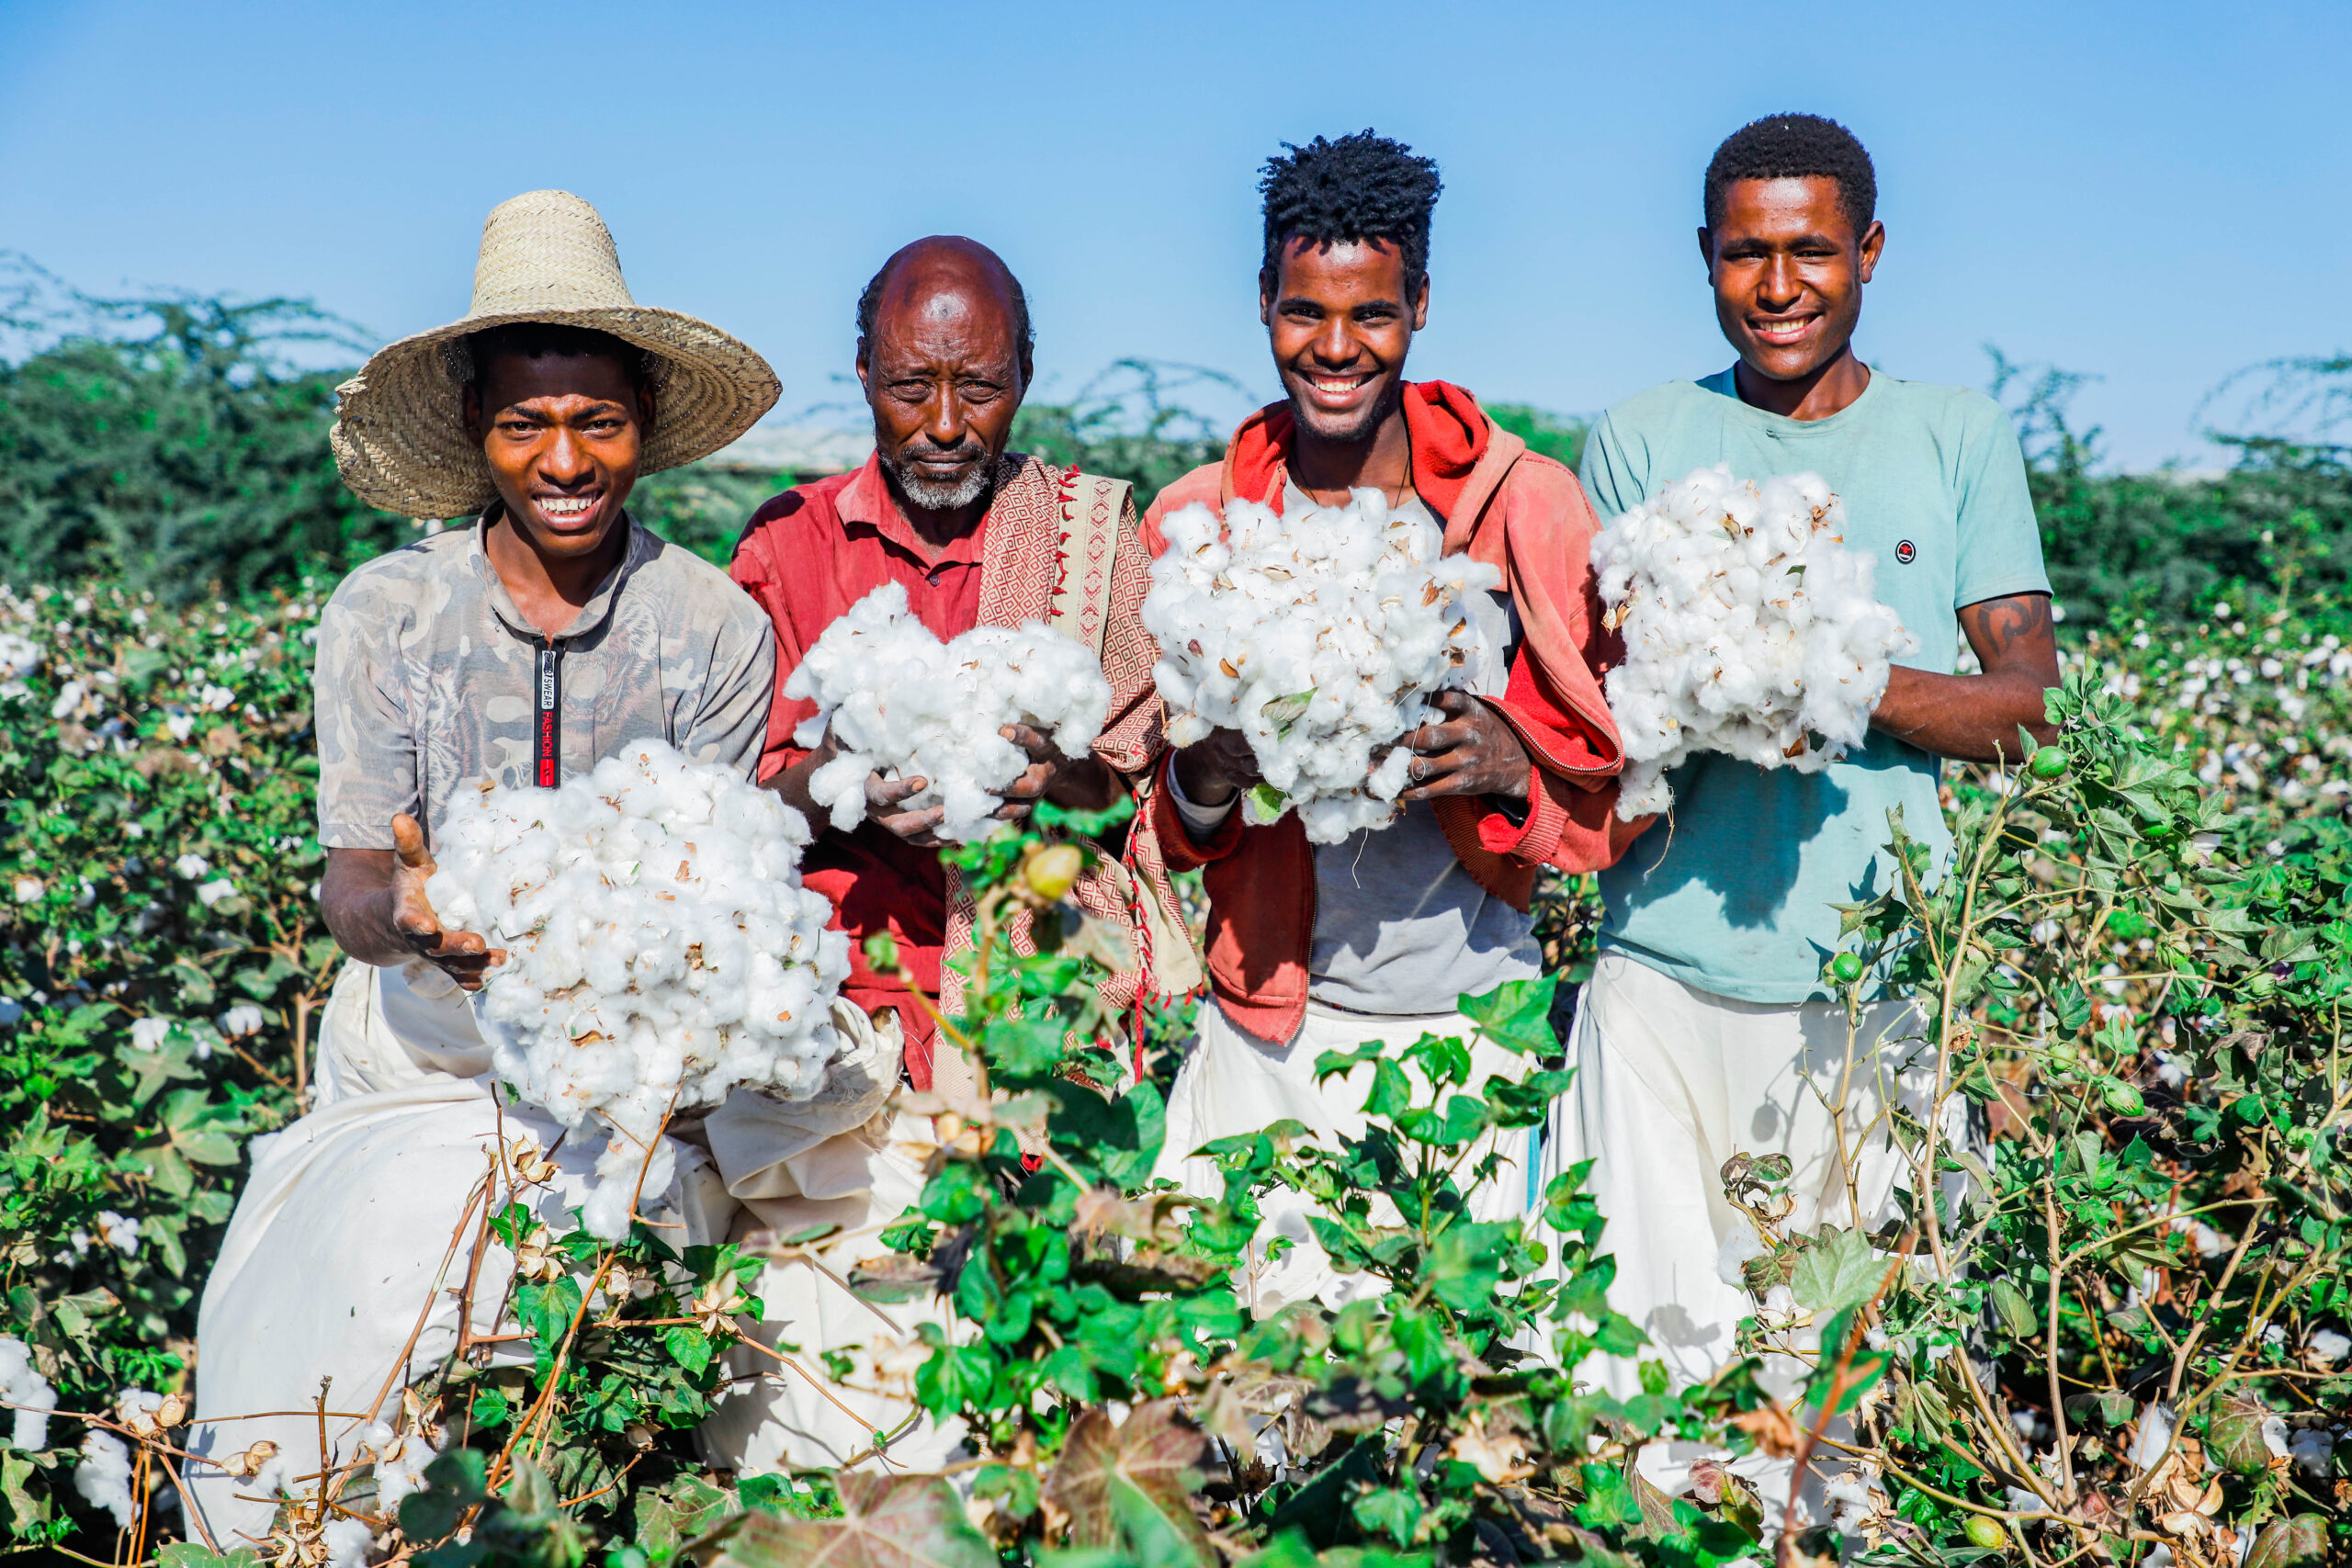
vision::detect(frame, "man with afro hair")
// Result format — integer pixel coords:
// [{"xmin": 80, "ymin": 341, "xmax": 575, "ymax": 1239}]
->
[
  {"xmin": 1143, "ymin": 130, "xmax": 1636, "ymax": 1313},
  {"xmin": 1546, "ymin": 113, "xmax": 2057, "ymax": 1395}
]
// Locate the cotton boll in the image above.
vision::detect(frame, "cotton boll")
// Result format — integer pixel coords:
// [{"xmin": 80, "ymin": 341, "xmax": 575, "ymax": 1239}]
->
[
  {"xmin": 0, "ymin": 1336, "xmax": 55, "ymax": 1451},
  {"xmin": 75, "ymin": 1430, "xmax": 136, "ymax": 1528},
  {"xmin": 1593, "ymin": 464, "xmax": 1918, "ymax": 818},
  {"xmin": 783, "ymin": 581, "xmax": 1114, "ymax": 843},
  {"xmin": 323, "ymin": 1517, "xmax": 376, "ymax": 1568},
  {"xmin": 425, "ymin": 740, "xmax": 847, "ymax": 1235},
  {"xmin": 1144, "ymin": 492, "xmax": 1500, "ymax": 844}
]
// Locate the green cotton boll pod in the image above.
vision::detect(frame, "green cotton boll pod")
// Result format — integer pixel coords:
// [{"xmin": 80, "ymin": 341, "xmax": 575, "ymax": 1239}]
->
[
  {"xmin": 1989, "ymin": 1278, "xmax": 2039, "ymax": 1339},
  {"xmin": 1830, "ymin": 953, "xmax": 1865, "ymax": 985},
  {"xmin": 2029, "ymin": 747, "xmax": 2070, "ymax": 780},
  {"xmin": 2100, "ymin": 1078, "xmax": 2148, "ymax": 1116},
  {"xmin": 1964, "ymin": 1516, "xmax": 2009, "ymax": 1551}
]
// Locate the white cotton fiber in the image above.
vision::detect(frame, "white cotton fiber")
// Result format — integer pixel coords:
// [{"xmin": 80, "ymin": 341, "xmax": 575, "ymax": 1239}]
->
[
  {"xmin": 1591, "ymin": 464, "xmax": 1917, "ymax": 819},
  {"xmin": 75, "ymin": 1430, "xmax": 135, "ymax": 1528},
  {"xmin": 784, "ymin": 582, "xmax": 1113, "ymax": 844},
  {"xmin": 1143, "ymin": 490, "xmax": 1500, "ymax": 844},
  {"xmin": 0, "ymin": 1336, "xmax": 54, "ymax": 1451},
  {"xmin": 425, "ymin": 739, "xmax": 851, "ymax": 1240}
]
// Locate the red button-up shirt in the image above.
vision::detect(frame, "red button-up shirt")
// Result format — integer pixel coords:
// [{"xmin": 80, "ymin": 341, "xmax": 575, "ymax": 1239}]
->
[{"xmin": 729, "ymin": 454, "xmax": 992, "ymax": 1042}]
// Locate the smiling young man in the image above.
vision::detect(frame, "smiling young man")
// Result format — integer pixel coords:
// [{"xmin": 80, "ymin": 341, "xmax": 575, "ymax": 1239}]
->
[
  {"xmin": 1548, "ymin": 115, "xmax": 2058, "ymax": 1393},
  {"xmin": 190, "ymin": 191, "xmax": 784, "ymax": 1543},
  {"xmin": 1142, "ymin": 132, "xmax": 1633, "ymax": 1312}
]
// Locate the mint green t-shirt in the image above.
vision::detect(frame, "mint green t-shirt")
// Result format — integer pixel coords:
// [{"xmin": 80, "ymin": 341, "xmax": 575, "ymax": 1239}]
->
[{"xmin": 1585, "ymin": 367, "xmax": 2051, "ymax": 1004}]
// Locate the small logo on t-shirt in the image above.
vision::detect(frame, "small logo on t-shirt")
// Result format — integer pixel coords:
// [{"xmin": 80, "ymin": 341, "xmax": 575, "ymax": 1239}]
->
[{"xmin": 1894, "ymin": 539, "xmax": 1917, "ymax": 565}]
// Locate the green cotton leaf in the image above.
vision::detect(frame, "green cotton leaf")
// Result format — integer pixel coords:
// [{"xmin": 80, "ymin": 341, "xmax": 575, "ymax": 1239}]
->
[
  {"xmin": 161, "ymin": 1087, "xmax": 244, "ymax": 1165},
  {"xmin": 401, "ymin": 1447, "xmax": 489, "ymax": 1540},
  {"xmin": 1790, "ymin": 1227, "xmax": 1882, "ymax": 1315},
  {"xmin": 1046, "ymin": 1079, "xmax": 1166, "ymax": 1189},
  {"xmin": 1245, "ymin": 783, "xmax": 1290, "ymax": 825},
  {"xmin": 168, "ymin": 958, "xmax": 218, "ymax": 1009},
  {"xmin": 518, "ymin": 1276, "xmax": 583, "ymax": 1367},
  {"xmin": 157, "ymin": 1548, "xmax": 263, "ymax": 1568},
  {"xmin": 469, "ymin": 1390, "xmax": 511, "ymax": 1429},
  {"xmin": 1428, "ymin": 1224, "xmax": 1509, "ymax": 1314},
  {"xmin": 2, "ymin": 1450, "xmax": 53, "ymax": 1538},
  {"xmin": 1311, "ymin": 1042, "xmax": 1388, "ymax": 1081},
  {"xmin": 1403, "ymin": 1031, "xmax": 1472, "ymax": 1088},
  {"xmin": 1360, "ymin": 1057, "xmax": 1416, "ymax": 1121},
  {"xmin": 1044, "ymin": 1402, "xmax": 1216, "ymax": 1564},
  {"xmin": 2052, "ymin": 983, "xmax": 2094, "ymax": 1034},
  {"xmin": 1457, "ymin": 975, "xmax": 1560, "ymax": 1055},
  {"xmin": 1350, "ymin": 1487, "xmax": 1425, "ymax": 1549},
  {"xmin": 1576, "ymin": 1462, "xmax": 1644, "ymax": 1530},
  {"xmin": 663, "ymin": 1324, "xmax": 716, "ymax": 1378},
  {"xmin": 711, "ymin": 1473, "xmax": 995, "ymax": 1568},
  {"xmin": 1035, "ymin": 793, "xmax": 1136, "ymax": 838},
  {"xmin": 982, "ymin": 1016, "xmax": 1067, "ymax": 1078}
]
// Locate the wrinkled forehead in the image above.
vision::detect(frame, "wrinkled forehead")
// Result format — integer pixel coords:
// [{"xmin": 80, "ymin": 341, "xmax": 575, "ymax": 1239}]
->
[{"xmin": 868, "ymin": 277, "xmax": 1021, "ymax": 370}]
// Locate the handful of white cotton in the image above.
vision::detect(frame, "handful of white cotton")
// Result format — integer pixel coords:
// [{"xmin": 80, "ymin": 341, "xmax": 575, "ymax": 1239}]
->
[
  {"xmin": 783, "ymin": 581, "xmax": 1114, "ymax": 844},
  {"xmin": 1591, "ymin": 463, "xmax": 1917, "ymax": 819},
  {"xmin": 425, "ymin": 739, "xmax": 851, "ymax": 1240},
  {"xmin": 1143, "ymin": 490, "xmax": 1500, "ymax": 844}
]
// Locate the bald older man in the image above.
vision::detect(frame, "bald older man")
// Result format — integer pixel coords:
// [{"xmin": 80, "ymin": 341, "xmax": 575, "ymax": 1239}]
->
[
  {"xmin": 715, "ymin": 237, "xmax": 1184, "ymax": 1470},
  {"xmin": 731, "ymin": 236, "xmax": 1183, "ymax": 1085}
]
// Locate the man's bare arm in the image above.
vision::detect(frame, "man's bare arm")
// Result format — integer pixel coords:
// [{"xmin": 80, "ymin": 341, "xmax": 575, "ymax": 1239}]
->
[
  {"xmin": 321, "ymin": 816, "xmax": 501, "ymax": 988},
  {"xmin": 1871, "ymin": 592, "xmax": 2061, "ymax": 764}
]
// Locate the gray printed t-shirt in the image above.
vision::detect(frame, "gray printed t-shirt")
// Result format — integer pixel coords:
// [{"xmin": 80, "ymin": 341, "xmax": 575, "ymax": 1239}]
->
[
  {"xmin": 314, "ymin": 512, "xmax": 776, "ymax": 850},
  {"xmin": 1175, "ymin": 485, "xmax": 1543, "ymax": 1021}
]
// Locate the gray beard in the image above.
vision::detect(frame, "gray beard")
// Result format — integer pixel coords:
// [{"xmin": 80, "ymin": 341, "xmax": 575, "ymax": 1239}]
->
[{"xmin": 883, "ymin": 449, "xmax": 998, "ymax": 513}]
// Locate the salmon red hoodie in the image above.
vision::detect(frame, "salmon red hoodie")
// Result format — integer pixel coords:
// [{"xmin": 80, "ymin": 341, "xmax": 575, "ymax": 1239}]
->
[{"xmin": 1141, "ymin": 381, "xmax": 1643, "ymax": 1043}]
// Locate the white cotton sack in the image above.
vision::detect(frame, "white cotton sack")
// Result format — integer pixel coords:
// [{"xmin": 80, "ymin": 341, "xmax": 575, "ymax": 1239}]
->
[
  {"xmin": 783, "ymin": 581, "xmax": 1114, "ymax": 844},
  {"xmin": 1591, "ymin": 463, "xmax": 1917, "ymax": 819},
  {"xmin": 425, "ymin": 739, "xmax": 852, "ymax": 1239},
  {"xmin": 1142, "ymin": 489, "xmax": 1500, "ymax": 844}
]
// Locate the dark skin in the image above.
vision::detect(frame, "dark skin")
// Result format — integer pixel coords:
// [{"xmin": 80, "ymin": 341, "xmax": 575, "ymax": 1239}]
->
[
  {"xmin": 1173, "ymin": 237, "xmax": 1533, "ymax": 814},
  {"xmin": 321, "ymin": 348, "xmax": 654, "ymax": 987},
  {"xmin": 764, "ymin": 238, "xmax": 1116, "ymax": 845},
  {"xmin": 1702, "ymin": 175, "xmax": 2058, "ymax": 762}
]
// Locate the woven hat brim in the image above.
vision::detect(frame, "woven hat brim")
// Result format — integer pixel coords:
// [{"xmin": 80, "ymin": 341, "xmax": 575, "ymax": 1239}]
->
[{"xmin": 329, "ymin": 306, "xmax": 782, "ymax": 519}]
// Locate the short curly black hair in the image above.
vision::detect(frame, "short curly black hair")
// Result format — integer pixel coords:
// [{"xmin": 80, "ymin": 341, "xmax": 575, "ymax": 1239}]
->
[
  {"xmin": 1703, "ymin": 113, "xmax": 1876, "ymax": 235},
  {"xmin": 1259, "ymin": 130, "xmax": 1443, "ymax": 301}
]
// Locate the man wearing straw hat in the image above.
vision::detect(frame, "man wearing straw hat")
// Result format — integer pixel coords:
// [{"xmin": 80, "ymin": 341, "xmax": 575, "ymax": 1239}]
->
[{"xmin": 187, "ymin": 190, "xmax": 876, "ymax": 1544}]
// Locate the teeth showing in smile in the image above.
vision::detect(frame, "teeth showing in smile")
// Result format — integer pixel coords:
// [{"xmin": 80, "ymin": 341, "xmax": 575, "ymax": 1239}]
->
[
  {"xmin": 1755, "ymin": 319, "xmax": 1812, "ymax": 340},
  {"xmin": 541, "ymin": 498, "xmax": 595, "ymax": 518},
  {"xmin": 1310, "ymin": 376, "xmax": 1370, "ymax": 394}
]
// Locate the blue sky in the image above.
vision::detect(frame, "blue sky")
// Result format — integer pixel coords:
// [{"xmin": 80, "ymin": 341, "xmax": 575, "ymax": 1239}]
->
[{"xmin": 2, "ymin": 0, "xmax": 2345, "ymax": 468}]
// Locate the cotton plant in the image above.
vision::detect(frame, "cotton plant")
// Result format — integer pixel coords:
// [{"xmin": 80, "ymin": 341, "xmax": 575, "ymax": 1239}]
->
[
  {"xmin": 1143, "ymin": 489, "xmax": 1500, "ymax": 843},
  {"xmin": 784, "ymin": 581, "xmax": 1114, "ymax": 844},
  {"xmin": 1591, "ymin": 463, "xmax": 1917, "ymax": 818},
  {"xmin": 425, "ymin": 739, "xmax": 853, "ymax": 1240}
]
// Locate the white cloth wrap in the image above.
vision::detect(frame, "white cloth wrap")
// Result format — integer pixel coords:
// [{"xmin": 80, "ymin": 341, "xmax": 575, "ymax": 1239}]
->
[
  {"xmin": 1540, "ymin": 952, "xmax": 1967, "ymax": 1540},
  {"xmin": 1539, "ymin": 953, "xmax": 1949, "ymax": 1397},
  {"xmin": 1155, "ymin": 999, "xmax": 1539, "ymax": 1318},
  {"xmin": 189, "ymin": 957, "xmax": 925, "ymax": 1547}
]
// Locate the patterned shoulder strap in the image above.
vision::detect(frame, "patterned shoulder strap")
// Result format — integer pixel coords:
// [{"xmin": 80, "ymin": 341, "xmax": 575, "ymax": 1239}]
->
[{"xmin": 1047, "ymin": 468, "xmax": 1129, "ymax": 659}]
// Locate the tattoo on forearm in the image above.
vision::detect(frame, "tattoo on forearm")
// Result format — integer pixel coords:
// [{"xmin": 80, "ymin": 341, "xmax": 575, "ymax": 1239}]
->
[{"xmin": 1970, "ymin": 593, "xmax": 2053, "ymax": 659}]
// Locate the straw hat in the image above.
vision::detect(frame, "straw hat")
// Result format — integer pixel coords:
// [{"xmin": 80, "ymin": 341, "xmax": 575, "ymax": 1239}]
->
[{"xmin": 330, "ymin": 190, "xmax": 780, "ymax": 519}]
